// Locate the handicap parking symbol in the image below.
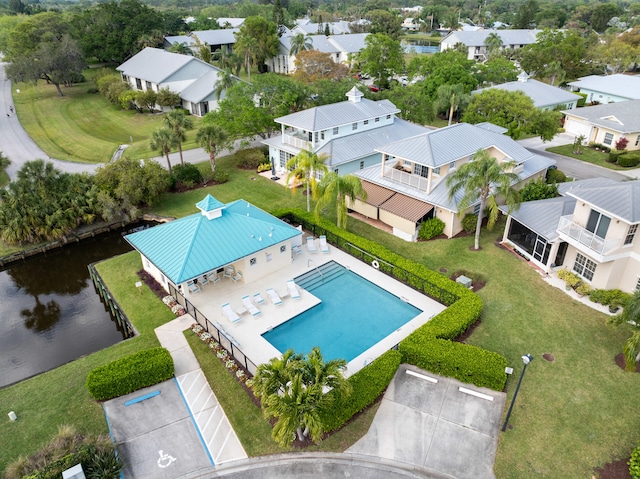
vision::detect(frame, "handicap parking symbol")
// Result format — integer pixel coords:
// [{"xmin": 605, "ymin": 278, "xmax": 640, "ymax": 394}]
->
[{"xmin": 157, "ymin": 450, "xmax": 177, "ymax": 468}]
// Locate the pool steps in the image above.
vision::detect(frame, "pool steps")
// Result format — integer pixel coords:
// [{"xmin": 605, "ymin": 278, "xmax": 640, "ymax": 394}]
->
[{"xmin": 294, "ymin": 260, "xmax": 346, "ymax": 291}]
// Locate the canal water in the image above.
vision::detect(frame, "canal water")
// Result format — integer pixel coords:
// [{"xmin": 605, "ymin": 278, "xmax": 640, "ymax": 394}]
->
[
  {"xmin": 403, "ymin": 40, "xmax": 440, "ymax": 54},
  {"xmin": 0, "ymin": 224, "xmax": 148, "ymax": 389}
]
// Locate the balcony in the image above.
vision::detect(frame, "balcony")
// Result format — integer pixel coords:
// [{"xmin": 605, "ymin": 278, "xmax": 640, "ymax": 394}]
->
[
  {"xmin": 383, "ymin": 166, "xmax": 429, "ymax": 191},
  {"xmin": 282, "ymin": 133, "xmax": 311, "ymax": 150},
  {"xmin": 557, "ymin": 216, "xmax": 620, "ymax": 256}
]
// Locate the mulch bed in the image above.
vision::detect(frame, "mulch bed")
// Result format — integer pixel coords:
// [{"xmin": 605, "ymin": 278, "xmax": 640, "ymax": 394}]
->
[
  {"xmin": 615, "ymin": 353, "xmax": 640, "ymax": 373},
  {"xmin": 450, "ymin": 272, "xmax": 486, "ymax": 292},
  {"xmin": 595, "ymin": 458, "xmax": 632, "ymax": 479}
]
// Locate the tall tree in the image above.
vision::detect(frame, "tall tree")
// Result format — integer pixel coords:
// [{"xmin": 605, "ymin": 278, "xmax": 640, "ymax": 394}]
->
[
  {"xmin": 519, "ymin": 29, "xmax": 587, "ymax": 81},
  {"xmin": 289, "ymin": 33, "xmax": 313, "ymax": 57},
  {"xmin": 609, "ymin": 291, "xmax": 640, "ymax": 371},
  {"xmin": 446, "ymin": 149, "xmax": 520, "ymax": 250},
  {"xmin": 293, "ymin": 50, "xmax": 349, "ymax": 82},
  {"xmin": 485, "ymin": 32, "xmax": 503, "ymax": 60},
  {"xmin": 513, "ymin": 0, "xmax": 538, "ymax": 29},
  {"xmin": 366, "ymin": 9, "xmax": 403, "ymax": 40},
  {"xmin": 272, "ymin": 0, "xmax": 287, "ymax": 37},
  {"xmin": 463, "ymin": 89, "xmax": 535, "ymax": 139},
  {"xmin": 196, "ymin": 124, "xmax": 229, "ymax": 175},
  {"xmin": 163, "ymin": 110, "xmax": 193, "ymax": 167},
  {"xmin": 253, "ymin": 349, "xmax": 304, "ymax": 400},
  {"xmin": 358, "ymin": 33, "xmax": 404, "ymax": 89},
  {"xmin": 5, "ymin": 12, "xmax": 68, "ymax": 61},
  {"xmin": 432, "ymin": 83, "xmax": 470, "ymax": 126},
  {"xmin": 314, "ymin": 172, "xmax": 367, "ymax": 229},
  {"xmin": 233, "ymin": 16, "xmax": 279, "ymax": 81},
  {"xmin": 286, "ymin": 150, "xmax": 329, "ymax": 212},
  {"xmin": 149, "ymin": 127, "xmax": 178, "ymax": 174},
  {"xmin": 213, "ymin": 70, "xmax": 236, "ymax": 100}
]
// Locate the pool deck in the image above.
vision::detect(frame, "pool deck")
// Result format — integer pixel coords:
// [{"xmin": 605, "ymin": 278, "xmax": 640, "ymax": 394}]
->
[{"xmin": 183, "ymin": 236, "xmax": 446, "ymax": 377}]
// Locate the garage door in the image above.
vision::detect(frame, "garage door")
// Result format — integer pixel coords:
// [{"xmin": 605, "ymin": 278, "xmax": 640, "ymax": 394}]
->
[{"xmin": 564, "ymin": 117, "xmax": 592, "ymax": 139}]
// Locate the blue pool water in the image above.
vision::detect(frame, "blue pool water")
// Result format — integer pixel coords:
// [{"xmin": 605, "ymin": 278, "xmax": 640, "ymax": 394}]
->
[{"xmin": 262, "ymin": 264, "xmax": 422, "ymax": 362}]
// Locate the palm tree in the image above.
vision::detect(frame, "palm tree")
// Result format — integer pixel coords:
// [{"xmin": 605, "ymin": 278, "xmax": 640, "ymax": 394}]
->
[
  {"xmin": 253, "ymin": 349, "xmax": 304, "ymax": 400},
  {"xmin": 301, "ymin": 347, "xmax": 351, "ymax": 404},
  {"xmin": 289, "ymin": 33, "xmax": 313, "ymax": 57},
  {"xmin": 149, "ymin": 127, "xmax": 178, "ymax": 174},
  {"xmin": 196, "ymin": 124, "xmax": 229, "ymax": 175},
  {"xmin": 286, "ymin": 150, "xmax": 329, "ymax": 212},
  {"xmin": 446, "ymin": 149, "xmax": 520, "ymax": 250},
  {"xmin": 168, "ymin": 42, "xmax": 192, "ymax": 55},
  {"xmin": 610, "ymin": 291, "xmax": 640, "ymax": 371},
  {"xmin": 485, "ymin": 32, "xmax": 503, "ymax": 60},
  {"xmin": 314, "ymin": 172, "xmax": 367, "ymax": 229},
  {"xmin": 213, "ymin": 70, "xmax": 236, "ymax": 101},
  {"xmin": 433, "ymin": 83, "xmax": 470, "ymax": 126},
  {"xmin": 234, "ymin": 33, "xmax": 258, "ymax": 82},
  {"xmin": 163, "ymin": 110, "xmax": 193, "ymax": 167}
]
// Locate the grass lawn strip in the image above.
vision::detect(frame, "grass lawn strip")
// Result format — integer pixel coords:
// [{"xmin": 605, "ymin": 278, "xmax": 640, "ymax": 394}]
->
[{"xmin": 547, "ymin": 144, "xmax": 627, "ymax": 170}]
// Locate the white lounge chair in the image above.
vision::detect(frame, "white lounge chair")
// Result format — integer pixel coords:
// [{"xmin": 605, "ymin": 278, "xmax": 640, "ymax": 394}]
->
[
  {"xmin": 306, "ymin": 236, "xmax": 318, "ymax": 254},
  {"xmin": 292, "ymin": 244, "xmax": 303, "ymax": 256},
  {"xmin": 211, "ymin": 273, "xmax": 221, "ymax": 285},
  {"xmin": 319, "ymin": 235, "xmax": 329, "ymax": 254},
  {"xmin": 266, "ymin": 288, "xmax": 283, "ymax": 306},
  {"xmin": 253, "ymin": 292, "xmax": 265, "ymax": 304},
  {"xmin": 287, "ymin": 280, "xmax": 301, "ymax": 300},
  {"xmin": 242, "ymin": 295, "xmax": 261, "ymax": 316},
  {"xmin": 221, "ymin": 303, "xmax": 241, "ymax": 323}
]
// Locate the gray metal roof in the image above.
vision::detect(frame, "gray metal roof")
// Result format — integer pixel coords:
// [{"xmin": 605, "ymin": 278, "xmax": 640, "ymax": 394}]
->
[
  {"xmin": 292, "ymin": 20, "xmax": 353, "ymax": 35},
  {"xmin": 275, "ymin": 95, "xmax": 400, "ymax": 131},
  {"xmin": 557, "ymin": 177, "xmax": 621, "ymax": 196},
  {"xmin": 117, "ymin": 47, "xmax": 193, "ymax": 84},
  {"xmin": 191, "ymin": 29, "xmax": 239, "ymax": 45},
  {"xmin": 562, "ymin": 100, "xmax": 640, "ymax": 133},
  {"xmin": 329, "ymin": 33, "xmax": 369, "ymax": 53},
  {"xmin": 216, "ymin": 18, "xmax": 244, "ymax": 28},
  {"xmin": 179, "ymin": 70, "xmax": 224, "ymax": 103},
  {"xmin": 475, "ymin": 122, "xmax": 508, "ymax": 134},
  {"xmin": 568, "ymin": 74, "xmax": 640, "ymax": 100},
  {"xmin": 565, "ymin": 180, "xmax": 640, "ymax": 223},
  {"xmin": 375, "ymin": 122, "xmax": 537, "ymax": 168},
  {"xmin": 475, "ymin": 78, "xmax": 581, "ymax": 109},
  {"xmin": 441, "ymin": 29, "xmax": 541, "ymax": 47},
  {"xmin": 500, "ymin": 196, "xmax": 577, "ymax": 241}
]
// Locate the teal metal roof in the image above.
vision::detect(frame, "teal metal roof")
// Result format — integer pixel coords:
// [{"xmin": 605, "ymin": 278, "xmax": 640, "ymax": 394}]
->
[
  {"xmin": 125, "ymin": 197, "xmax": 301, "ymax": 284},
  {"xmin": 196, "ymin": 194, "xmax": 225, "ymax": 212}
]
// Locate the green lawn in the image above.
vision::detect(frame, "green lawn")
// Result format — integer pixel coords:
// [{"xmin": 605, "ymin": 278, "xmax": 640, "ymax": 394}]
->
[
  {"xmin": 547, "ymin": 144, "xmax": 627, "ymax": 171},
  {"xmin": 12, "ymin": 71, "xmax": 203, "ymax": 164}
]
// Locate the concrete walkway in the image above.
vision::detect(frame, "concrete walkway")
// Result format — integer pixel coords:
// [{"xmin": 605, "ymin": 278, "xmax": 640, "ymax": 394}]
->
[{"xmin": 155, "ymin": 315, "xmax": 247, "ymax": 466}]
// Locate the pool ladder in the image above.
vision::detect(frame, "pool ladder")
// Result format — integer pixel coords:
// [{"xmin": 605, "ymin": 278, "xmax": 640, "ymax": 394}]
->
[{"xmin": 307, "ymin": 259, "xmax": 325, "ymax": 283}]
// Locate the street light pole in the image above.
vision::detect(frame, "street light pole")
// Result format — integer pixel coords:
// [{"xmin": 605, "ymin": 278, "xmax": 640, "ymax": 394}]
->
[{"xmin": 502, "ymin": 353, "xmax": 534, "ymax": 432}]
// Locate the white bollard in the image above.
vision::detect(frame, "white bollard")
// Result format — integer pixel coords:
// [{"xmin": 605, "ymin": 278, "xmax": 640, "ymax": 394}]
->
[{"xmin": 8, "ymin": 411, "xmax": 17, "ymax": 421}]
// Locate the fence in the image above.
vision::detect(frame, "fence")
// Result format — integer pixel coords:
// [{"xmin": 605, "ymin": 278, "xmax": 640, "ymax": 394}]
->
[
  {"xmin": 88, "ymin": 263, "xmax": 135, "ymax": 339},
  {"xmin": 167, "ymin": 283, "xmax": 258, "ymax": 376}
]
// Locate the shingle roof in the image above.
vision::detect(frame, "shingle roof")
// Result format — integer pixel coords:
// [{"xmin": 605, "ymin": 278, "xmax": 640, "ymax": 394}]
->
[
  {"xmin": 475, "ymin": 78, "xmax": 581, "ymax": 109},
  {"xmin": 568, "ymin": 74, "xmax": 640, "ymax": 100},
  {"xmin": 125, "ymin": 197, "xmax": 301, "ymax": 284},
  {"xmin": 441, "ymin": 29, "xmax": 541, "ymax": 47},
  {"xmin": 565, "ymin": 180, "xmax": 640, "ymax": 223},
  {"xmin": 562, "ymin": 100, "xmax": 640, "ymax": 133},
  {"xmin": 275, "ymin": 94, "xmax": 400, "ymax": 131},
  {"xmin": 500, "ymin": 196, "xmax": 577, "ymax": 241}
]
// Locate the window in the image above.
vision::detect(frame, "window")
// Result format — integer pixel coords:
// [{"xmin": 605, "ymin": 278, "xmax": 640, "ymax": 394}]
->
[
  {"xmin": 145, "ymin": 81, "xmax": 152, "ymax": 90},
  {"xmin": 352, "ymin": 122, "xmax": 358, "ymax": 131},
  {"xmin": 586, "ymin": 210, "xmax": 611, "ymax": 239},
  {"xmin": 375, "ymin": 117, "xmax": 380, "ymax": 123},
  {"xmin": 573, "ymin": 253, "xmax": 597, "ymax": 281},
  {"xmin": 334, "ymin": 168, "xmax": 339, "ymax": 174},
  {"xmin": 280, "ymin": 245, "xmax": 286, "ymax": 253},
  {"xmin": 321, "ymin": 130, "xmax": 325, "ymax": 140},
  {"xmin": 413, "ymin": 164, "xmax": 429, "ymax": 178},
  {"xmin": 265, "ymin": 253, "xmax": 272, "ymax": 262},
  {"xmin": 333, "ymin": 127, "xmax": 339, "ymax": 135},
  {"xmin": 364, "ymin": 119, "xmax": 369, "ymax": 125},
  {"xmin": 360, "ymin": 160, "xmax": 364, "ymax": 169},
  {"xmin": 249, "ymin": 257, "xmax": 257, "ymax": 266},
  {"xmin": 449, "ymin": 161, "xmax": 456, "ymax": 171},
  {"xmin": 279, "ymin": 150, "xmax": 293, "ymax": 169},
  {"xmin": 433, "ymin": 166, "xmax": 441, "ymax": 175},
  {"xmin": 625, "ymin": 224, "xmax": 638, "ymax": 245},
  {"xmin": 386, "ymin": 114, "xmax": 391, "ymax": 119},
  {"xmin": 135, "ymin": 78, "xmax": 142, "ymax": 90},
  {"xmin": 603, "ymin": 132, "xmax": 614, "ymax": 145},
  {"xmin": 473, "ymin": 203, "xmax": 481, "ymax": 215},
  {"xmin": 314, "ymin": 132, "xmax": 318, "ymax": 142},
  {"xmin": 636, "ymin": 277, "xmax": 640, "ymax": 292},
  {"xmin": 635, "ymin": 134, "xmax": 640, "ymax": 147},
  {"xmin": 161, "ymin": 275, "xmax": 166, "ymax": 284}
]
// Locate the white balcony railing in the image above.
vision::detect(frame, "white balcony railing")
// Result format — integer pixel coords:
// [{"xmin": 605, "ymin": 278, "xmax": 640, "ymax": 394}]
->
[
  {"xmin": 383, "ymin": 167, "xmax": 429, "ymax": 191},
  {"xmin": 282, "ymin": 134, "xmax": 311, "ymax": 150},
  {"xmin": 557, "ymin": 215, "xmax": 620, "ymax": 255}
]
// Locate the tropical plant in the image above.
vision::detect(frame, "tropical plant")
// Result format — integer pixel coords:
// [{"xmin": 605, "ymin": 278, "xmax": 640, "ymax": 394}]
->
[
  {"xmin": 520, "ymin": 178, "xmax": 558, "ymax": 202},
  {"xmin": 314, "ymin": 172, "xmax": 367, "ymax": 229},
  {"xmin": 253, "ymin": 349, "xmax": 304, "ymax": 400},
  {"xmin": 149, "ymin": 127, "xmax": 178, "ymax": 174},
  {"xmin": 213, "ymin": 70, "xmax": 236, "ymax": 101},
  {"xmin": 196, "ymin": 124, "xmax": 229, "ymax": 175},
  {"xmin": 432, "ymin": 83, "xmax": 470, "ymax": 126},
  {"xmin": 446, "ymin": 149, "xmax": 520, "ymax": 250},
  {"xmin": 573, "ymin": 134, "xmax": 586, "ymax": 154},
  {"xmin": 168, "ymin": 41, "xmax": 192, "ymax": 55},
  {"xmin": 609, "ymin": 290, "xmax": 640, "ymax": 371},
  {"xmin": 485, "ymin": 32, "xmax": 503, "ymax": 59},
  {"xmin": 289, "ymin": 33, "xmax": 313, "ymax": 57},
  {"xmin": 286, "ymin": 149, "xmax": 329, "ymax": 212},
  {"xmin": 163, "ymin": 110, "xmax": 193, "ymax": 167}
]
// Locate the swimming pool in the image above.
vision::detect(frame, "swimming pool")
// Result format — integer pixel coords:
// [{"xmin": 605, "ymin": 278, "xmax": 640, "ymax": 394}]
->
[{"xmin": 262, "ymin": 262, "xmax": 422, "ymax": 362}]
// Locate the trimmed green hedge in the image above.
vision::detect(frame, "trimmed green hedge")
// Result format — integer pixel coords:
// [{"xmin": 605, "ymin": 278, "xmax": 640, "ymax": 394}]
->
[
  {"xmin": 618, "ymin": 152, "xmax": 640, "ymax": 168},
  {"xmin": 276, "ymin": 209, "xmax": 507, "ymax": 395},
  {"xmin": 630, "ymin": 440, "xmax": 640, "ymax": 479},
  {"xmin": 320, "ymin": 350, "xmax": 402, "ymax": 432},
  {"xmin": 86, "ymin": 347, "xmax": 174, "ymax": 401}
]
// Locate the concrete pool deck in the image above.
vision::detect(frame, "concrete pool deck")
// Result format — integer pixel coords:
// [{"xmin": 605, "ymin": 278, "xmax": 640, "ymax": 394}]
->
[{"xmin": 183, "ymin": 237, "xmax": 446, "ymax": 377}]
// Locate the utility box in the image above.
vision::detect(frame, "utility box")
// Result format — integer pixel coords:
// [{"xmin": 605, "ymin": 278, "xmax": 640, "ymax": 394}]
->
[
  {"xmin": 456, "ymin": 275, "xmax": 473, "ymax": 289},
  {"xmin": 62, "ymin": 464, "xmax": 86, "ymax": 479}
]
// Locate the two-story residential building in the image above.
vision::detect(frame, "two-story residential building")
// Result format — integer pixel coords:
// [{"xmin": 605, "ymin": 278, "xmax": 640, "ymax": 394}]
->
[
  {"xmin": 568, "ymin": 74, "xmax": 640, "ymax": 104},
  {"xmin": 562, "ymin": 100, "xmax": 640, "ymax": 150},
  {"xmin": 262, "ymin": 87, "xmax": 429, "ymax": 175},
  {"xmin": 500, "ymin": 179, "xmax": 640, "ymax": 293},
  {"xmin": 164, "ymin": 29, "xmax": 239, "ymax": 58},
  {"xmin": 440, "ymin": 29, "xmax": 541, "ymax": 61},
  {"xmin": 117, "ymin": 47, "xmax": 237, "ymax": 116},
  {"xmin": 349, "ymin": 122, "xmax": 554, "ymax": 241}
]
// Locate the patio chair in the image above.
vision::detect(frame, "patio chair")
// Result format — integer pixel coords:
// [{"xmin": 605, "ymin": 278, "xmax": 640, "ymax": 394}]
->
[
  {"xmin": 287, "ymin": 280, "xmax": 301, "ymax": 300},
  {"xmin": 292, "ymin": 244, "xmax": 303, "ymax": 256},
  {"xmin": 187, "ymin": 280, "xmax": 200, "ymax": 294},
  {"xmin": 319, "ymin": 235, "xmax": 329, "ymax": 254},
  {"xmin": 306, "ymin": 236, "xmax": 318, "ymax": 254},
  {"xmin": 200, "ymin": 275, "xmax": 210, "ymax": 286},
  {"xmin": 253, "ymin": 292, "xmax": 265, "ymax": 304},
  {"xmin": 232, "ymin": 271, "xmax": 243, "ymax": 283},
  {"xmin": 211, "ymin": 273, "xmax": 221, "ymax": 285},
  {"xmin": 242, "ymin": 295, "xmax": 261, "ymax": 316},
  {"xmin": 221, "ymin": 303, "xmax": 241, "ymax": 323},
  {"xmin": 223, "ymin": 266, "xmax": 234, "ymax": 279},
  {"xmin": 266, "ymin": 288, "xmax": 283, "ymax": 306}
]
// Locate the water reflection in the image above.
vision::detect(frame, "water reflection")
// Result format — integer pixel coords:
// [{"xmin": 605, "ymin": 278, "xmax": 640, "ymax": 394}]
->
[{"xmin": 21, "ymin": 298, "xmax": 62, "ymax": 332}]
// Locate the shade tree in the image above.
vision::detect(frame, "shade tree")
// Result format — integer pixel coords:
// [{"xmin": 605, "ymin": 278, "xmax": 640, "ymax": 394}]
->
[{"xmin": 358, "ymin": 33, "xmax": 404, "ymax": 89}]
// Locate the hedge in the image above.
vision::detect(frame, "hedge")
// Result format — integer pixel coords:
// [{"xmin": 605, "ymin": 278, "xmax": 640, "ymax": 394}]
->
[
  {"xmin": 320, "ymin": 350, "xmax": 402, "ymax": 432},
  {"xmin": 630, "ymin": 440, "xmax": 640, "ymax": 479},
  {"xmin": 275, "ymin": 209, "xmax": 507, "ymax": 394},
  {"xmin": 609, "ymin": 150, "xmax": 626, "ymax": 163},
  {"xmin": 86, "ymin": 347, "xmax": 174, "ymax": 401},
  {"xmin": 618, "ymin": 152, "xmax": 640, "ymax": 168}
]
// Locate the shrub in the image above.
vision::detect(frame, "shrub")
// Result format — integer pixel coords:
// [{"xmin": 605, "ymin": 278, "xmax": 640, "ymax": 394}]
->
[
  {"xmin": 575, "ymin": 282, "xmax": 591, "ymax": 296},
  {"xmin": 257, "ymin": 162, "xmax": 272, "ymax": 173},
  {"xmin": 461, "ymin": 213, "xmax": 477, "ymax": 233},
  {"xmin": 86, "ymin": 347, "xmax": 174, "ymax": 401},
  {"xmin": 615, "ymin": 137, "xmax": 629, "ymax": 150},
  {"xmin": 520, "ymin": 178, "xmax": 558, "ymax": 201},
  {"xmin": 630, "ymin": 440, "xmax": 640, "ymax": 479},
  {"xmin": 236, "ymin": 148, "xmax": 266, "ymax": 169},
  {"xmin": 557, "ymin": 269, "xmax": 581, "ymax": 289},
  {"xmin": 418, "ymin": 217, "xmax": 445, "ymax": 240},
  {"xmin": 576, "ymin": 92, "xmax": 587, "ymax": 107},
  {"xmin": 320, "ymin": 350, "xmax": 402, "ymax": 432},
  {"xmin": 589, "ymin": 289, "xmax": 631, "ymax": 308},
  {"xmin": 172, "ymin": 163, "xmax": 203, "ymax": 187},
  {"xmin": 212, "ymin": 170, "xmax": 229, "ymax": 184},
  {"xmin": 546, "ymin": 168, "xmax": 567, "ymax": 184},
  {"xmin": 618, "ymin": 152, "xmax": 640, "ymax": 168},
  {"xmin": 609, "ymin": 150, "xmax": 626, "ymax": 163}
]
